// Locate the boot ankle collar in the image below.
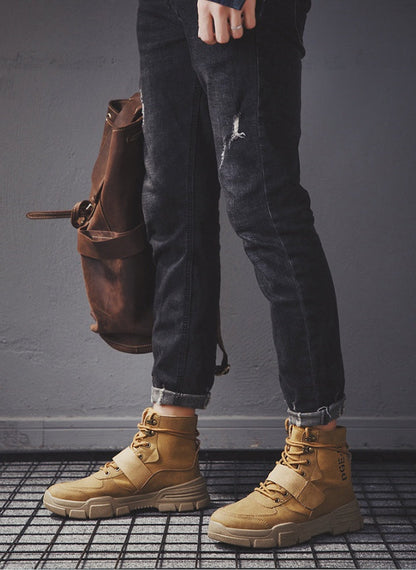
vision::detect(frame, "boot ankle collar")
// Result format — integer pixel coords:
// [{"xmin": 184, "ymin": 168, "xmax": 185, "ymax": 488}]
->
[{"xmin": 288, "ymin": 424, "xmax": 347, "ymax": 445}]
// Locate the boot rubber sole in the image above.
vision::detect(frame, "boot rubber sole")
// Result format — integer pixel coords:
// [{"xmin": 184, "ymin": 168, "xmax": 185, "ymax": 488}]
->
[
  {"xmin": 208, "ymin": 498, "xmax": 364, "ymax": 548},
  {"xmin": 43, "ymin": 475, "xmax": 210, "ymax": 519}
]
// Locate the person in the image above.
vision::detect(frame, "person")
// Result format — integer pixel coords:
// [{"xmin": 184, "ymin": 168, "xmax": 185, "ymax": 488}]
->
[{"xmin": 42, "ymin": 0, "xmax": 364, "ymax": 548}]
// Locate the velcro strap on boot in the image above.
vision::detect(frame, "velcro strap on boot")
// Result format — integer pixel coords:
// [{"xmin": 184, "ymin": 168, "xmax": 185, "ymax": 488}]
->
[
  {"xmin": 266, "ymin": 463, "xmax": 325, "ymax": 510},
  {"xmin": 112, "ymin": 446, "xmax": 153, "ymax": 489}
]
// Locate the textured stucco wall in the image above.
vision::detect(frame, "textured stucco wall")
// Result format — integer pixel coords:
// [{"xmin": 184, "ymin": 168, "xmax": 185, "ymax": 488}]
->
[{"xmin": 1, "ymin": 0, "xmax": 415, "ymax": 450}]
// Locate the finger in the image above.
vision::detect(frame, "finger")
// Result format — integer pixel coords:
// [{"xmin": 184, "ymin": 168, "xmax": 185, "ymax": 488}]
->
[
  {"xmin": 197, "ymin": 3, "xmax": 216, "ymax": 44},
  {"xmin": 213, "ymin": 11, "xmax": 231, "ymax": 44},
  {"xmin": 229, "ymin": 10, "xmax": 244, "ymax": 40},
  {"xmin": 242, "ymin": 0, "xmax": 256, "ymax": 29}
]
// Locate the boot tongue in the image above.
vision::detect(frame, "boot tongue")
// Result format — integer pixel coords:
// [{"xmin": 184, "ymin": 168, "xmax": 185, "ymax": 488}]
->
[
  {"xmin": 289, "ymin": 423, "xmax": 312, "ymax": 442},
  {"xmin": 141, "ymin": 407, "xmax": 156, "ymax": 424},
  {"xmin": 131, "ymin": 407, "xmax": 160, "ymax": 446}
]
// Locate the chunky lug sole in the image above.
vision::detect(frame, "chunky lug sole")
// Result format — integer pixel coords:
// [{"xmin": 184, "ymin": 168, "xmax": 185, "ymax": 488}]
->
[
  {"xmin": 208, "ymin": 498, "xmax": 364, "ymax": 548},
  {"xmin": 43, "ymin": 476, "xmax": 210, "ymax": 519}
]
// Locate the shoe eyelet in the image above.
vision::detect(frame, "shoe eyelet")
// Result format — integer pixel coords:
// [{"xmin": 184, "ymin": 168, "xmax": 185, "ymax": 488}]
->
[
  {"xmin": 275, "ymin": 498, "xmax": 280, "ymax": 503},
  {"xmin": 105, "ymin": 471, "xmax": 109, "ymax": 475},
  {"xmin": 138, "ymin": 454, "xmax": 143, "ymax": 459},
  {"xmin": 283, "ymin": 491, "xmax": 288, "ymax": 496},
  {"xmin": 115, "ymin": 467, "xmax": 120, "ymax": 471},
  {"xmin": 306, "ymin": 459, "xmax": 310, "ymax": 465}
]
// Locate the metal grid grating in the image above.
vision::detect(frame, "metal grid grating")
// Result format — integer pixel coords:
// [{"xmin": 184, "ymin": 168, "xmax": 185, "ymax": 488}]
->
[{"xmin": 0, "ymin": 451, "xmax": 415, "ymax": 569}]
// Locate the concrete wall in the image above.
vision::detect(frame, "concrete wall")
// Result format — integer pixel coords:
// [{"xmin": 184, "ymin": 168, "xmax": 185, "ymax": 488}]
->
[{"xmin": 1, "ymin": 0, "xmax": 415, "ymax": 451}]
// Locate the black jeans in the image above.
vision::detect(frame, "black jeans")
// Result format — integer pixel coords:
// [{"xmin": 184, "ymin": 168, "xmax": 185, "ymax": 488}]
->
[{"xmin": 136, "ymin": 0, "xmax": 346, "ymax": 425}]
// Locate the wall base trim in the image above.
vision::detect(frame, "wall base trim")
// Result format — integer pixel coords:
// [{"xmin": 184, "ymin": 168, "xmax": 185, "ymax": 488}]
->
[{"xmin": 1, "ymin": 416, "xmax": 415, "ymax": 451}]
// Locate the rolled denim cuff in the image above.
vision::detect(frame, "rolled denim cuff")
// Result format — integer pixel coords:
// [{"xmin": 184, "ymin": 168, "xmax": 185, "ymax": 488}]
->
[
  {"xmin": 287, "ymin": 394, "xmax": 346, "ymax": 427},
  {"xmin": 151, "ymin": 386, "xmax": 211, "ymax": 409}
]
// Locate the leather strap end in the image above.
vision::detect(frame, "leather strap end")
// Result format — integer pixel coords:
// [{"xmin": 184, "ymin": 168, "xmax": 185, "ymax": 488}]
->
[
  {"xmin": 26, "ymin": 210, "xmax": 72, "ymax": 220},
  {"xmin": 215, "ymin": 305, "xmax": 230, "ymax": 376}
]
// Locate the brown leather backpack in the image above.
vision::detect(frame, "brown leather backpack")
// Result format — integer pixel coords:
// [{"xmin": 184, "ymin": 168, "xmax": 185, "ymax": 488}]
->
[{"xmin": 26, "ymin": 92, "xmax": 230, "ymax": 376}]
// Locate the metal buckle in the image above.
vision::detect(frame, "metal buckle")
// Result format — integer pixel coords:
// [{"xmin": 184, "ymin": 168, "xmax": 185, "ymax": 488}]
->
[{"xmin": 71, "ymin": 200, "xmax": 95, "ymax": 228}]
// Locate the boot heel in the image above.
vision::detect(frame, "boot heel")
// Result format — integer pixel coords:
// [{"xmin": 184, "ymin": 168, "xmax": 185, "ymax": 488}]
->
[
  {"xmin": 331, "ymin": 499, "xmax": 364, "ymax": 535},
  {"xmin": 156, "ymin": 476, "xmax": 211, "ymax": 512}
]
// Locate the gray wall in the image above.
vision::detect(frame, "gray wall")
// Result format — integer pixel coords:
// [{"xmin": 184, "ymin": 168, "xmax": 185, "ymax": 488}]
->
[{"xmin": 1, "ymin": 1, "xmax": 415, "ymax": 451}]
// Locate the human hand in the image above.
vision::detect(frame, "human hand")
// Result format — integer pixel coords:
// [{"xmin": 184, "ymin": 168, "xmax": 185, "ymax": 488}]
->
[{"xmin": 197, "ymin": 0, "xmax": 256, "ymax": 45}]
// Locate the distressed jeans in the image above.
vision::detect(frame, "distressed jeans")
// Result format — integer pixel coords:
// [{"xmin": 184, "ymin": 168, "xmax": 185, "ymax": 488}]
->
[{"xmin": 136, "ymin": 0, "xmax": 346, "ymax": 426}]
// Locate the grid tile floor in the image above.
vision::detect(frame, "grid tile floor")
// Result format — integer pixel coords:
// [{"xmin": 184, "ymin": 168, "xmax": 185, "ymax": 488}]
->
[{"xmin": 0, "ymin": 451, "xmax": 415, "ymax": 569}]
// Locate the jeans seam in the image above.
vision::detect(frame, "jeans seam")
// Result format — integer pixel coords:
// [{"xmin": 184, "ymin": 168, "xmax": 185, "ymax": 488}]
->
[
  {"xmin": 253, "ymin": 29, "xmax": 317, "ymax": 406},
  {"xmin": 175, "ymin": 76, "xmax": 202, "ymax": 398}
]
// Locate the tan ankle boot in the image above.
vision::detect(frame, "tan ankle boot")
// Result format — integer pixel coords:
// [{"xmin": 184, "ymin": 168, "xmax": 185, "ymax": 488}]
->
[
  {"xmin": 208, "ymin": 418, "xmax": 363, "ymax": 548},
  {"xmin": 43, "ymin": 407, "xmax": 210, "ymax": 519}
]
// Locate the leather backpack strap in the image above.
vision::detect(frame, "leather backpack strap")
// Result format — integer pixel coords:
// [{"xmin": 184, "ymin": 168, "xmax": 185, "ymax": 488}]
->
[
  {"xmin": 26, "ymin": 200, "xmax": 95, "ymax": 228},
  {"xmin": 215, "ymin": 305, "xmax": 230, "ymax": 376},
  {"xmin": 26, "ymin": 210, "xmax": 72, "ymax": 219}
]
